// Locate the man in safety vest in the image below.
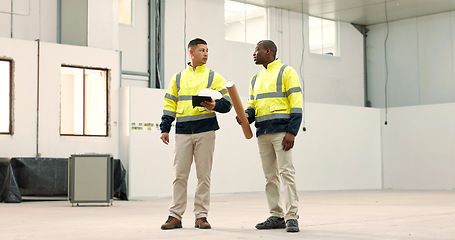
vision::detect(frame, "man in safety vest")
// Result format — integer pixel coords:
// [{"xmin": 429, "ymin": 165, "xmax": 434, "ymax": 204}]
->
[
  {"xmin": 159, "ymin": 38, "xmax": 232, "ymax": 230},
  {"xmin": 243, "ymin": 40, "xmax": 303, "ymax": 232}
]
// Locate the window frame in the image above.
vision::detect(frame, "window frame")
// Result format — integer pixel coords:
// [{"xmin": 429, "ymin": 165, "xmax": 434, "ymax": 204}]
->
[
  {"xmin": 0, "ymin": 59, "xmax": 12, "ymax": 135},
  {"xmin": 60, "ymin": 65, "xmax": 109, "ymax": 137}
]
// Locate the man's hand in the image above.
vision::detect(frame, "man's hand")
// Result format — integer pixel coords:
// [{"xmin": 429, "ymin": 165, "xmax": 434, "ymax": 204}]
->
[
  {"xmin": 235, "ymin": 112, "xmax": 249, "ymax": 125},
  {"xmin": 201, "ymin": 98, "xmax": 216, "ymax": 110},
  {"xmin": 160, "ymin": 132, "xmax": 170, "ymax": 145},
  {"xmin": 282, "ymin": 132, "xmax": 295, "ymax": 151}
]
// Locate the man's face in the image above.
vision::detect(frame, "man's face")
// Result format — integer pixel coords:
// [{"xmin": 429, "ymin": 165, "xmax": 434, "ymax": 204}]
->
[
  {"xmin": 253, "ymin": 42, "xmax": 267, "ymax": 65},
  {"xmin": 190, "ymin": 44, "xmax": 208, "ymax": 67}
]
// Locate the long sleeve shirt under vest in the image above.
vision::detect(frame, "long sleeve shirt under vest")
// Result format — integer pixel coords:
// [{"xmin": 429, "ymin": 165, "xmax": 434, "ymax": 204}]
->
[
  {"xmin": 160, "ymin": 64, "xmax": 232, "ymax": 134},
  {"xmin": 246, "ymin": 59, "xmax": 303, "ymax": 137}
]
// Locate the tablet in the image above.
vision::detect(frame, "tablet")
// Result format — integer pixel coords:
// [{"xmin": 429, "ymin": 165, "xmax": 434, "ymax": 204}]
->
[{"xmin": 192, "ymin": 95, "xmax": 212, "ymax": 107}]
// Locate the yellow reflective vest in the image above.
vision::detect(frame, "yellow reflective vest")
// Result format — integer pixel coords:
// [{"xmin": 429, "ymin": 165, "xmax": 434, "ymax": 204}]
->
[
  {"xmin": 246, "ymin": 59, "xmax": 303, "ymax": 137},
  {"xmin": 160, "ymin": 64, "xmax": 232, "ymax": 134}
]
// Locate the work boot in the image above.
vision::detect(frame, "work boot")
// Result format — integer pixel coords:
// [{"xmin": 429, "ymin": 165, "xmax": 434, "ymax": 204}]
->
[
  {"xmin": 255, "ymin": 216, "xmax": 286, "ymax": 229},
  {"xmin": 161, "ymin": 216, "xmax": 182, "ymax": 230},
  {"xmin": 195, "ymin": 217, "xmax": 211, "ymax": 229},
  {"xmin": 286, "ymin": 219, "xmax": 300, "ymax": 232}
]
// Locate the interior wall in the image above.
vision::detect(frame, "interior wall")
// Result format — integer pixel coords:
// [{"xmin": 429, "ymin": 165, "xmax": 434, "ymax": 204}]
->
[
  {"xmin": 39, "ymin": 0, "xmax": 58, "ymax": 43},
  {"xmin": 269, "ymin": 8, "xmax": 365, "ymax": 107},
  {"xmin": 122, "ymin": 87, "xmax": 382, "ymax": 199},
  {"xmin": 164, "ymin": 0, "xmax": 258, "ymax": 98},
  {"xmin": 11, "ymin": 0, "xmax": 40, "ymax": 41},
  {"xmin": 299, "ymin": 103, "xmax": 383, "ymax": 190},
  {"xmin": 0, "ymin": 1, "xmax": 11, "ymax": 38},
  {"xmin": 0, "ymin": 0, "xmax": 116, "ymax": 48},
  {"xmin": 164, "ymin": 0, "xmax": 365, "ymax": 106},
  {"xmin": 0, "ymin": 38, "xmax": 38, "ymax": 157},
  {"xmin": 0, "ymin": 0, "xmax": 58, "ymax": 43},
  {"xmin": 87, "ymin": 0, "xmax": 118, "ymax": 50},
  {"xmin": 119, "ymin": 0, "xmax": 149, "ymax": 87},
  {"xmin": 37, "ymin": 42, "xmax": 120, "ymax": 158},
  {"xmin": 382, "ymin": 103, "xmax": 455, "ymax": 190},
  {"xmin": 367, "ymin": 11, "xmax": 455, "ymax": 108}
]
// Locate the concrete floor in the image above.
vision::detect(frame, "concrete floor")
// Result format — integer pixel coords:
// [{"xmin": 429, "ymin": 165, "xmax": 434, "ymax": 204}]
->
[{"xmin": 2, "ymin": 190, "xmax": 455, "ymax": 240}]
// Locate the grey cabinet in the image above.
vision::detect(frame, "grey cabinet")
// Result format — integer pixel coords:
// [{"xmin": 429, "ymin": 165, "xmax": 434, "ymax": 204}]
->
[{"xmin": 69, "ymin": 154, "xmax": 113, "ymax": 206}]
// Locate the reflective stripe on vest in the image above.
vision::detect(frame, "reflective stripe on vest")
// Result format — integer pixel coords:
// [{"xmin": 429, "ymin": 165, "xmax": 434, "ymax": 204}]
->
[
  {"xmin": 251, "ymin": 65, "xmax": 287, "ymax": 99},
  {"xmin": 176, "ymin": 112, "xmax": 216, "ymax": 122},
  {"xmin": 176, "ymin": 70, "xmax": 215, "ymax": 94}
]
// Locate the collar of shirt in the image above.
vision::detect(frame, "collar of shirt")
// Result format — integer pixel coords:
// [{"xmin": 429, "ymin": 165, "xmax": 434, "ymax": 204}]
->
[
  {"xmin": 263, "ymin": 58, "xmax": 282, "ymax": 71},
  {"xmin": 187, "ymin": 62, "xmax": 208, "ymax": 73}
]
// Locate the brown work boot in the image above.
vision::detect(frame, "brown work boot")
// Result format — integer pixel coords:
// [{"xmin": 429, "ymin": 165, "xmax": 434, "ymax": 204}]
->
[
  {"xmin": 161, "ymin": 216, "xmax": 182, "ymax": 230},
  {"xmin": 194, "ymin": 217, "xmax": 211, "ymax": 229}
]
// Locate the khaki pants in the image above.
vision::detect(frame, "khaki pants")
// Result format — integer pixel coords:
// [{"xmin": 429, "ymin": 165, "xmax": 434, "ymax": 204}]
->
[
  {"xmin": 169, "ymin": 131, "xmax": 215, "ymax": 220},
  {"xmin": 257, "ymin": 132, "xmax": 299, "ymax": 220}
]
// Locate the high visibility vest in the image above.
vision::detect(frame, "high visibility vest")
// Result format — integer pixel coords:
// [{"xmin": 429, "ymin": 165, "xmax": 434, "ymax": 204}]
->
[
  {"xmin": 247, "ymin": 61, "xmax": 303, "ymax": 123},
  {"xmin": 162, "ymin": 64, "xmax": 230, "ymax": 123},
  {"xmin": 246, "ymin": 59, "xmax": 303, "ymax": 136}
]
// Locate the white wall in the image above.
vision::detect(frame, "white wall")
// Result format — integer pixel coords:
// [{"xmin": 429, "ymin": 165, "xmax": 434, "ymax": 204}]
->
[
  {"xmin": 5, "ymin": 0, "xmax": 455, "ymax": 195},
  {"xmin": 164, "ymin": 0, "xmax": 365, "ymax": 106},
  {"xmin": 2, "ymin": 0, "xmax": 366, "ymax": 106},
  {"xmin": 0, "ymin": 1, "xmax": 11, "ymax": 39},
  {"xmin": 0, "ymin": 37, "xmax": 120, "ymax": 158},
  {"xmin": 121, "ymin": 87, "xmax": 382, "ymax": 199},
  {"xmin": 88, "ymin": 0, "xmax": 118, "ymax": 50},
  {"xmin": 0, "ymin": 0, "xmax": 58, "ymax": 43},
  {"xmin": 367, "ymin": 11, "xmax": 455, "ymax": 108},
  {"xmin": 38, "ymin": 42, "xmax": 120, "ymax": 158},
  {"xmin": 299, "ymin": 103, "xmax": 383, "ymax": 190},
  {"xmin": 0, "ymin": 38, "xmax": 38, "ymax": 157},
  {"xmin": 382, "ymin": 103, "xmax": 455, "ymax": 190},
  {"xmin": 269, "ymin": 8, "xmax": 365, "ymax": 107},
  {"xmin": 0, "ymin": 0, "xmax": 117, "ymax": 49},
  {"xmin": 119, "ymin": 0, "xmax": 149, "ymax": 87},
  {"xmin": 164, "ymin": 0, "xmax": 258, "ymax": 97}
]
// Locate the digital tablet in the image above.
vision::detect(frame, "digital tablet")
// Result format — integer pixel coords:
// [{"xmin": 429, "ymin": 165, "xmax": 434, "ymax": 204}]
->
[{"xmin": 192, "ymin": 95, "xmax": 212, "ymax": 107}]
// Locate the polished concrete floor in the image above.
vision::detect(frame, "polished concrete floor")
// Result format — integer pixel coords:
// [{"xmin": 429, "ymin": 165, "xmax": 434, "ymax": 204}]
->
[{"xmin": 2, "ymin": 190, "xmax": 455, "ymax": 240}]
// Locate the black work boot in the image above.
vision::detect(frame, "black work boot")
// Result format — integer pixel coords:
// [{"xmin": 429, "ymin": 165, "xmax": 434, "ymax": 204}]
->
[
  {"xmin": 286, "ymin": 219, "xmax": 300, "ymax": 232},
  {"xmin": 255, "ymin": 216, "xmax": 286, "ymax": 229}
]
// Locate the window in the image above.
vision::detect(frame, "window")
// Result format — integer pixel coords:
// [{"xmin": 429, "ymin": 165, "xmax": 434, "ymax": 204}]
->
[
  {"xmin": 60, "ymin": 66, "xmax": 108, "ymax": 136},
  {"xmin": 224, "ymin": 0, "xmax": 267, "ymax": 44},
  {"xmin": 0, "ymin": 60, "xmax": 11, "ymax": 134},
  {"xmin": 309, "ymin": 16, "xmax": 339, "ymax": 56},
  {"xmin": 118, "ymin": 0, "xmax": 133, "ymax": 25}
]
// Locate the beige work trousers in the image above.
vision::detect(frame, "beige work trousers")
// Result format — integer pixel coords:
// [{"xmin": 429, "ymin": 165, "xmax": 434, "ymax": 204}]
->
[
  {"xmin": 169, "ymin": 131, "xmax": 215, "ymax": 221},
  {"xmin": 257, "ymin": 132, "xmax": 299, "ymax": 220}
]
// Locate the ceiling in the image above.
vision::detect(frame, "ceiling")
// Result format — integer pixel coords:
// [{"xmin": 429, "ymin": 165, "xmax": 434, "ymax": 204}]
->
[{"xmin": 234, "ymin": 0, "xmax": 455, "ymax": 25}]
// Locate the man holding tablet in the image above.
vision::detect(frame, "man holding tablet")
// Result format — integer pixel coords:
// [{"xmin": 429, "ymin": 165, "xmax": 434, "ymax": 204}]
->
[{"xmin": 159, "ymin": 38, "xmax": 232, "ymax": 230}]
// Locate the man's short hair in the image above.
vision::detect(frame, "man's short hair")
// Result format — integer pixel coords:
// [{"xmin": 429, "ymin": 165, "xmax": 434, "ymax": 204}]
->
[
  {"xmin": 259, "ymin": 40, "xmax": 277, "ymax": 58},
  {"xmin": 188, "ymin": 38, "xmax": 207, "ymax": 49}
]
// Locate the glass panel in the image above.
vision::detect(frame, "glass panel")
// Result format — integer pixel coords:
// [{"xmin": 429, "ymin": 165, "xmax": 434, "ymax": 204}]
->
[
  {"xmin": 309, "ymin": 16, "xmax": 338, "ymax": 56},
  {"xmin": 309, "ymin": 16, "xmax": 323, "ymax": 54},
  {"xmin": 0, "ymin": 60, "xmax": 10, "ymax": 133},
  {"xmin": 225, "ymin": 0, "xmax": 266, "ymax": 44},
  {"xmin": 322, "ymin": 19, "xmax": 337, "ymax": 55},
  {"xmin": 225, "ymin": 0, "xmax": 246, "ymax": 42},
  {"xmin": 61, "ymin": 67, "xmax": 84, "ymax": 135},
  {"xmin": 118, "ymin": 0, "xmax": 132, "ymax": 25},
  {"xmin": 84, "ymin": 69, "xmax": 107, "ymax": 136},
  {"xmin": 245, "ymin": 4, "xmax": 267, "ymax": 44}
]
